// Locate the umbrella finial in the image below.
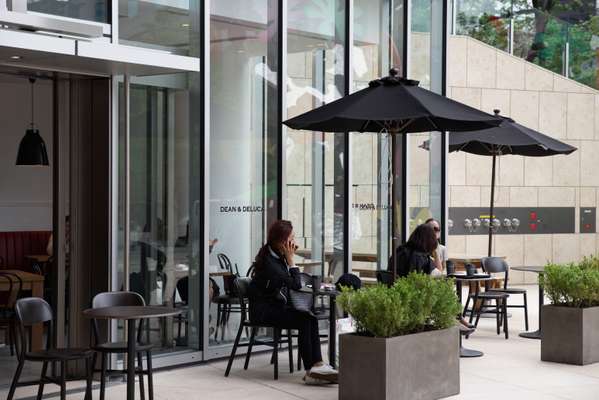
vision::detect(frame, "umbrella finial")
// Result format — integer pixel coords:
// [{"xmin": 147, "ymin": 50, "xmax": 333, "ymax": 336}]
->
[
  {"xmin": 389, "ymin": 68, "xmax": 400, "ymax": 77},
  {"xmin": 493, "ymin": 109, "xmax": 501, "ymax": 116}
]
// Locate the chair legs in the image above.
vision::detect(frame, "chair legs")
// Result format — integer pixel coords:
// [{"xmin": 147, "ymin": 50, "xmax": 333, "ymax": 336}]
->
[
  {"xmin": 523, "ymin": 292, "xmax": 529, "ymax": 331},
  {"xmin": 273, "ymin": 329, "xmax": 280, "ymax": 380},
  {"xmin": 147, "ymin": 351, "xmax": 155, "ymax": 400},
  {"xmin": 244, "ymin": 327, "xmax": 257, "ymax": 370},
  {"xmin": 85, "ymin": 357, "xmax": 93, "ymax": 400},
  {"xmin": 225, "ymin": 322, "xmax": 245, "ymax": 377},
  {"xmin": 7, "ymin": 358, "xmax": 23, "ymax": 400},
  {"xmin": 287, "ymin": 330, "xmax": 294, "ymax": 374},
  {"xmin": 138, "ymin": 352, "xmax": 146, "ymax": 400},
  {"xmin": 473, "ymin": 297, "xmax": 509, "ymax": 339},
  {"xmin": 100, "ymin": 352, "xmax": 107, "ymax": 400},
  {"xmin": 503, "ymin": 300, "xmax": 509, "ymax": 339},
  {"xmin": 37, "ymin": 361, "xmax": 48, "ymax": 400},
  {"xmin": 60, "ymin": 361, "xmax": 66, "ymax": 400},
  {"xmin": 215, "ymin": 304, "xmax": 221, "ymax": 341}
]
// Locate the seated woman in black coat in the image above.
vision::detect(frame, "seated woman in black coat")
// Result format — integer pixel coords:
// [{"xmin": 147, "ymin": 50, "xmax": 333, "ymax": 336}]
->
[
  {"xmin": 391, "ymin": 223, "xmax": 441, "ymax": 277},
  {"xmin": 248, "ymin": 220, "xmax": 338, "ymax": 385}
]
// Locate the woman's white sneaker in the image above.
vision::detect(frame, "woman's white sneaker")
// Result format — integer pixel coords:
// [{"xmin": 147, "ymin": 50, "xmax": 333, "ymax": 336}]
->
[{"xmin": 308, "ymin": 364, "xmax": 338, "ymax": 382}]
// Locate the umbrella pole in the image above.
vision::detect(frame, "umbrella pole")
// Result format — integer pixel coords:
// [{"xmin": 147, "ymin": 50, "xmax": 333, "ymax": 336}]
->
[
  {"xmin": 391, "ymin": 128, "xmax": 398, "ymax": 282},
  {"xmin": 488, "ymin": 154, "xmax": 497, "ymax": 257}
]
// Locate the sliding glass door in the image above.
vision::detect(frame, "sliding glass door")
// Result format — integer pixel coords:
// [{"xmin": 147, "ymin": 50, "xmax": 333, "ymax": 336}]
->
[{"xmin": 117, "ymin": 73, "xmax": 202, "ymax": 365}]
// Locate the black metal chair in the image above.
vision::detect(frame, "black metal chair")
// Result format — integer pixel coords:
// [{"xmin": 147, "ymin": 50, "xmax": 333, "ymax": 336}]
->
[
  {"xmin": 481, "ymin": 256, "xmax": 529, "ymax": 331},
  {"xmin": 91, "ymin": 291, "xmax": 155, "ymax": 400},
  {"xmin": 0, "ymin": 272, "xmax": 22, "ymax": 356},
  {"xmin": 465, "ymin": 278, "xmax": 510, "ymax": 339},
  {"xmin": 224, "ymin": 277, "xmax": 294, "ymax": 380},
  {"xmin": 174, "ymin": 277, "xmax": 189, "ymax": 342},
  {"xmin": 376, "ymin": 270, "xmax": 395, "ymax": 287},
  {"xmin": 8, "ymin": 297, "xmax": 94, "ymax": 400},
  {"xmin": 214, "ymin": 253, "xmax": 242, "ymax": 341}
]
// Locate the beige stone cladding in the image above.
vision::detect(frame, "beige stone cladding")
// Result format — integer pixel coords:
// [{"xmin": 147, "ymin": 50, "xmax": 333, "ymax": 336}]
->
[{"xmin": 447, "ymin": 35, "xmax": 598, "ymax": 283}]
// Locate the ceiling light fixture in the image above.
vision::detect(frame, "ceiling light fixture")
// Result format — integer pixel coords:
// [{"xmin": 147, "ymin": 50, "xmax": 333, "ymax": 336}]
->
[{"xmin": 16, "ymin": 77, "xmax": 49, "ymax": 166}]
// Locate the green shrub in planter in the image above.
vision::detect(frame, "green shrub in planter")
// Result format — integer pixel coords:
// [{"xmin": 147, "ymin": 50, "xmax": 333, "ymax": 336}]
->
[
  {"xmin": 338, "ymin": 272, "xmax": 461, "ymax": 338},
  {"xmin": 338, "ymin": 273, "xmax": 462, "ymax": 399},
  {"xmin": 539, "ymin": 256, "xmax": 599, "ymax": 365},
  {"xmin": 540, "ymin": 256, "xmax": 599, "ymax": 308}
]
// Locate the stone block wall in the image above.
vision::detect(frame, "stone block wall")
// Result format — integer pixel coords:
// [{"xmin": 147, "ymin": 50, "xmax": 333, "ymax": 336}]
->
[{"xmin": 447, "ymin": 35, "xmax": 599, "ymax": 283}]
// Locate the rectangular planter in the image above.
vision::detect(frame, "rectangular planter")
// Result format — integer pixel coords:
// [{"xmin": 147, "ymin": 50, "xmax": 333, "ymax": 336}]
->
[
  {"xmin": 339, "ymin": 326, "xmax": 459, "ymax": 400},
  {"xmin": 541, "ymin": 305, "xmax": 599, "ymax": 365}
]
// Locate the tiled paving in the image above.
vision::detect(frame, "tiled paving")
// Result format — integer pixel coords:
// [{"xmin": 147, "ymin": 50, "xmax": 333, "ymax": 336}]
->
[{"xmin": 2, "ymin": 285, "xmax": 599, "ymax": 399}]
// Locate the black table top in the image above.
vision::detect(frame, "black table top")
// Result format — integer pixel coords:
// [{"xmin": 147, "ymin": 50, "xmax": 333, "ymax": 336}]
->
[
  {"xmin": 511, "ymin": 265, "xmax": 546, "ymax": 273},
  {"xmin": 447, "ymin": 273, "xmax": 493, "ymax": 282},
  {"xmin": 83, "ymin": 306, "xmax": 181, "ymax": 320}
]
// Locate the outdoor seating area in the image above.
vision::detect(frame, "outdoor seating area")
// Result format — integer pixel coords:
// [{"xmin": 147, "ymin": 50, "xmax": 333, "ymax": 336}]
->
[
  {"xmin": 4, "ymin": 0, "xmax": 599, "ymax": 399},
  {"xmin": 1, "ymin": 284, "xmax": 599, "ymax": 400}
]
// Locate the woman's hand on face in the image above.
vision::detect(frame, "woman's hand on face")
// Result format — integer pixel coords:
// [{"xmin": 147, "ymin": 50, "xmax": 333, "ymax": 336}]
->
[{"xmin": 282, "ymin": 239, "xmax": 296, "ymax": 265}]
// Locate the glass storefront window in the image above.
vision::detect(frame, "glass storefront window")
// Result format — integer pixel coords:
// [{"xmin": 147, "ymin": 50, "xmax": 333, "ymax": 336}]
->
[
  {"xmin": 286, "ymin": 0, "xmax": 346, "ymax": 280},
  {"xmin": 119, "ymin": 0, "xmax": 199, "ymax": 55},
  {"xmin": 409, "ymin": 0, "xmax": 443, "ymax": 233},
  {"xmin": 28, "ymin": 0, "xmax": 109, "ymax": 23},
  {"xmin": 350, "ymin": 0, "xmax": 401, "ymax": 274},
  {"xmin": 208, "ymin": 0, "xmax": 272, "ymax": 347}
]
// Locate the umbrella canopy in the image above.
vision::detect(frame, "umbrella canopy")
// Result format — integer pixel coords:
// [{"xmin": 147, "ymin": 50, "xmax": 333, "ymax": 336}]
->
[
  {"xmin": 436, "ymin": 110, "xmax": 577, "ymax": 256},
  {"xmin": 283, "ymin": 69, "xmax": 502, "ymax": 133},
  {"xmin": 448, "ymin": 112, "xmax": 577, "ymax": 157}
]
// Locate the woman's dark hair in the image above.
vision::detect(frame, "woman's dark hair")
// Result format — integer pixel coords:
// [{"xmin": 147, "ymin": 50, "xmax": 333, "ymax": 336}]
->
[
  {"xmin": 425, "ymin": 217, "xmax": 436, "ymax": 225},
  {"xmin": 407, "ymin": 224, "xmax": 438, "ymax": 254},
  {"xmin": 252, "ymin": 220, "xmax": 294, "ymax": 274}
]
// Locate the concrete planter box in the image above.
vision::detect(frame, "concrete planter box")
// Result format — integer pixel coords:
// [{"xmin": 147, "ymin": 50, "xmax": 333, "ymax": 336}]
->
[
  {"xmin": 541, "ymin": 305, "xmax": 599, "ymax": 365},
  {"xmin": 339, "ymin": 326, "xmax": 460, "ymax": 400}
]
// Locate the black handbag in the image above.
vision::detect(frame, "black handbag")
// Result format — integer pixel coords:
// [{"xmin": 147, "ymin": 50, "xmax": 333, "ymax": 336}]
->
[{"xmin": 288, "ymin": 288, "xmax": 314, "ymax": 314}]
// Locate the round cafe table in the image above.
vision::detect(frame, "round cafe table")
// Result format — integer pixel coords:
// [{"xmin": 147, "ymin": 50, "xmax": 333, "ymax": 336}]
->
[
  {"xmin": 83, "ymin": 306, "xmax": 181, "ymax": 400},
  {"xmin": 511, "ymin": 265, "xmax": 545, "ymax": 339}
]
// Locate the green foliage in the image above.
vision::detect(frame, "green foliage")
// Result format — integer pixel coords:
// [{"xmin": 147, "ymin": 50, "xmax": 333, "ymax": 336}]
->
[
  {"xmin": 540, "ymin": 256, "xmax": 599, "ymax": 308},
  {"xmin": 338, "ymin": 273, "xmax": 461, "ymax": 338}
]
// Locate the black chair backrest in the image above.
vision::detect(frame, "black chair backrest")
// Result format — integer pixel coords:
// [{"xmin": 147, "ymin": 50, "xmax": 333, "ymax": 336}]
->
[
  {"xmin": 91, "ymin": 291, "xmax": 145, "ymax": 345},
  {"xmin": 336, "ymin": 273, "xmax": 362, "ymax": 290},
  {"xmin": 234, "ymin": 277, "xmax": 251, "ymax": 321},
  {"xmin": 15, "ymin": 297, "xmax": 53, "ymax": 326},
  {"xmin": 217, "ymin": 253, "xmax": 233, "ymax": 272},
  {"xmin": 15, "ymin": 297, "xmax": 53, "ymax": 358},
  {"xmin": 93, "ymin": 291, "xmax": 145, "ymax": 308},
  {"xmin": 218, "ymin": 253, "xmax": 240, "ymax": 276},
  {"xmin": 376, "ymin": 271, "xmax": 395, "ymax": 287},
  {"xmin": 481, "ymin": 257, "xmax": 509, "ymax": 289},
  {"xmin": 176, "ymin": 276, "xmax": 189, "ymax": 304}
]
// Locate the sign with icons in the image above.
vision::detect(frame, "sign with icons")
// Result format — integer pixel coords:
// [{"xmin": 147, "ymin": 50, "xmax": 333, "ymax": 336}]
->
[{"xmin": 446, "ymin": 207, "xmax": 580, "ymax": 235}]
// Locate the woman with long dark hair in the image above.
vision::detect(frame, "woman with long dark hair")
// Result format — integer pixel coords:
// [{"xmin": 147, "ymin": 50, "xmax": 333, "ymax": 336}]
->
[
  {"xmin": 249, "ymin": 220, "xmax": 338, "ymax": 385},
  {"xmin": 391, "ymin": 223, "xmax": 440, "ymax": 277}
]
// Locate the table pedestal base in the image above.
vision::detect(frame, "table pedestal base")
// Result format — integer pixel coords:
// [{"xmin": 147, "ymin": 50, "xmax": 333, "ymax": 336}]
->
[
  {"xmin": 460, "ymin": 346, "xmax": 483, "ymax": 357},
  {"xmin": 519, "ymin": 330, "xmax": 541, "ymax": 339}
]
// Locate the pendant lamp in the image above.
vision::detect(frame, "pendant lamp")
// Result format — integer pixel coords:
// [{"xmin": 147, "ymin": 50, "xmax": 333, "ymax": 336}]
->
[{"xmin": 16, "ymin": 77, "xmax": 49, "ymax": 166}]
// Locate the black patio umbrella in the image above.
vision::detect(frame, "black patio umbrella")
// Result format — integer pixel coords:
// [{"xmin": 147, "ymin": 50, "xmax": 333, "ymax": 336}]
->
[
  {"xmin": 283, "ymin": 68, "xmax": 502, "ymax": 134},
  {"xmin": 284, "ymin": 69, "xmax": 502, "ymax": 280},
  {"xmin": 442, "ymin": 110, "xmax": 577, "ymax": 256}
]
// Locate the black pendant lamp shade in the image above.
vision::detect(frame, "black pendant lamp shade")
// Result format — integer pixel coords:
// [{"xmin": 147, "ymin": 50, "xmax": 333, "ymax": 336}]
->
[{"xmin": 16, "ymin": 77, "xmax": 49, "ymax": 166}]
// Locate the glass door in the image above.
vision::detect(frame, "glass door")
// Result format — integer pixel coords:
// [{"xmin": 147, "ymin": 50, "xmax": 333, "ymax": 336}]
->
[{"xmin": 116, "ymin": 73, "xmax": 202, "ymax": 365}]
